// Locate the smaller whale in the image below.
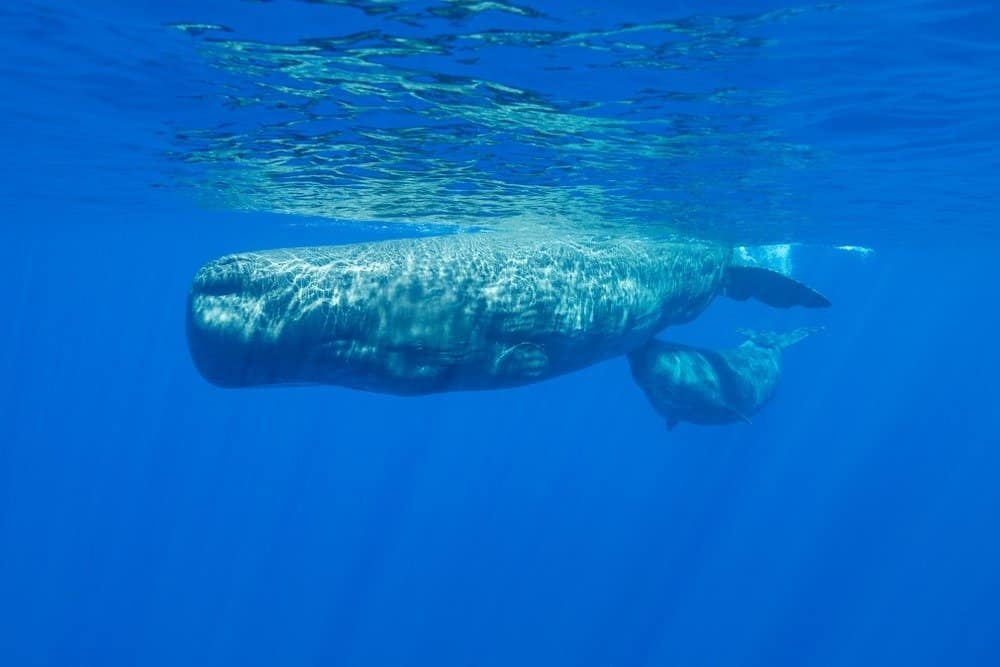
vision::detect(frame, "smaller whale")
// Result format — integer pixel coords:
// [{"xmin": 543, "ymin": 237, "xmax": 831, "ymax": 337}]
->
[{"xmin": 627, "ymin": 327, "xmax": 822, "ymax": 429}]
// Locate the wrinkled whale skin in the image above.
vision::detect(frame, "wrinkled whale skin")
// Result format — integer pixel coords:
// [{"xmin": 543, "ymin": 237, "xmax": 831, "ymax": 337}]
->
[{"xmin": 187, "ymin": 233, "xmax": 730, "ymax": 394}]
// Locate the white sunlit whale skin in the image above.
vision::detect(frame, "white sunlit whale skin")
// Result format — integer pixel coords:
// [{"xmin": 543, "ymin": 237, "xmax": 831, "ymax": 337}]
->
[
  {"xmin": 627, "ymin": 327, "xmax": 822, "ymax": 429},
  {"xmin": 187, "ymin": 233, "xmax": 829, "ymax": 395}
]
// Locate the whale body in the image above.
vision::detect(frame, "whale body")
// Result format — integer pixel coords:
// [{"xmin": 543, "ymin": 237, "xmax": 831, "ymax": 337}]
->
[
  {"xmin": 627, "ymin": 327, "xmax": 821, "ymax": 429},
  {"xmin": 187, "ymin": 233, "xmax": 829, "ymax": 394}
]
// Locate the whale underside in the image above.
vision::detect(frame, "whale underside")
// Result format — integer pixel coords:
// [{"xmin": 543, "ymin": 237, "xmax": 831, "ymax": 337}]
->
[{"xmin": 187, "ymin": 233, "xmax": 828, "ymax": 395}]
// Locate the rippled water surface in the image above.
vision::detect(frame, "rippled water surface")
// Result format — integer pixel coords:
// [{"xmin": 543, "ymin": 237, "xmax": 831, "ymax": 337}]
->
[{"xmin": 4, "ymin": 0, "xmax": 998, "ymax": 242}]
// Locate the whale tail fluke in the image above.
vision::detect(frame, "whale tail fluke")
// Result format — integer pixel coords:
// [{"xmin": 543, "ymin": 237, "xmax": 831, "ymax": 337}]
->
[
  {"xmin": 737, "ymin": 326, "xmax": 824, "ymax": 350},
  {"xmin": 723, "ymin": 266, "xmax": 831, "ymax": 309}
]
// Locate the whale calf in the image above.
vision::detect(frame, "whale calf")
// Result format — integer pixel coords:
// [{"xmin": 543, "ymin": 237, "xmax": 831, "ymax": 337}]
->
[
  {"xmin": 187, "ymin": 233, "xmax": 829, "ymax": 394},
  {"xmin": 627, "ymin": 327, "xmax": 822, "ymax": 429}
]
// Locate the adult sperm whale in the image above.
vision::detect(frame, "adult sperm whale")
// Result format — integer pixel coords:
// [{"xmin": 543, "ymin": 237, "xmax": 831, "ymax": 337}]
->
[
  {"xmin": 628, "ymin": 327, "xmax": 822, "ymax": 429},
  {"xmin": 187, "ymin": 233, "xmax": 829, "ymax": 394}
]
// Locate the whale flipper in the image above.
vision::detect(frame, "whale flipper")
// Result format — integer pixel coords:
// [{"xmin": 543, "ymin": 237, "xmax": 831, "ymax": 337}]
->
[
  {"xmin": 723, "ymin": 266, "xmax": 830, "ymax": 309},
  {"xmin": 737, "ymin": 326, "xmax": 824, "ymax": 350},
  {"xmin": 727, "ymin": 407, "xmax": 753, "ymax": 424},
  {"xmin": 492, "ymin": 342, "xmax": 549, "ymax": 379}
]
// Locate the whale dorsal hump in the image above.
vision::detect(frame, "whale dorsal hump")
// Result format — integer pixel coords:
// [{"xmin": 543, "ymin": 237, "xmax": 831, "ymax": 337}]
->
[{"xmin": 724, "ymin": 266, "xmax": 831, "ymax": 309}]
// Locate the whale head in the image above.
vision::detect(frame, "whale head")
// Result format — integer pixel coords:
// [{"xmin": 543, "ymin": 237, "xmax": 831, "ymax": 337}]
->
[
  {"xmin": 186, "ymin": 250, "xmax": 348, "ymax": 388},
  {"xmin": 186, "ymin": 246, "xmax": 445, "ymax": 393}
]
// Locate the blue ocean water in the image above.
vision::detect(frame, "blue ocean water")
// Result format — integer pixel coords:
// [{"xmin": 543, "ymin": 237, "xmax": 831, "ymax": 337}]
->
[{"xmin": 2, "ymin": 1, "xmax": 999, "ymax": 665}]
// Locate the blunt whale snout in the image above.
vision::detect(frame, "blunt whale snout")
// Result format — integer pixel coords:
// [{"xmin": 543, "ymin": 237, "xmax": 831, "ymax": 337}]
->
[{"xmin": 186, "ymin": 252, "xmax": 298, "ymax": 387}]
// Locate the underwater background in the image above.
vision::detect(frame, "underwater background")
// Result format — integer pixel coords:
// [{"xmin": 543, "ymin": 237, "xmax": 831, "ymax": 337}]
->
[{"xmin": 2, "ymin": 0, "xmax": 999, "ymax": 665}]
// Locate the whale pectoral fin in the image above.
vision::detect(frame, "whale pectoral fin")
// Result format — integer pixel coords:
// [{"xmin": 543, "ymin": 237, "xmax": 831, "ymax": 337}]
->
[
  {"xmin": 492, "ymin": 342, "xmax": 549, "ymax": 379},
  {"xmin": 738, "ymin": 326, "xmax": 824, "ymax": 350},
  {"xmin": 725, "ymin": 407, "xmax": 753, "ymax": 424},
  {"xmin": 724, "ymin": 266, "xmax": 830, "ymax": 309}
]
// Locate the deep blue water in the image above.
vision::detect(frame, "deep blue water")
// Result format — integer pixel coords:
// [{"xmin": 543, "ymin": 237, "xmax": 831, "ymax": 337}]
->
[{"xmin": 3, "ymin": 1, "xmax": 1000, "ymax": 665}]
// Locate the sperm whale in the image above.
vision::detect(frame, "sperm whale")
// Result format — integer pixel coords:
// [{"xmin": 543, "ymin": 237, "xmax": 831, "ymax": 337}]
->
[{"xmin": 187, "ymin": 233, "xmax": 829, "ymax": 394}]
